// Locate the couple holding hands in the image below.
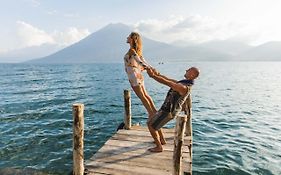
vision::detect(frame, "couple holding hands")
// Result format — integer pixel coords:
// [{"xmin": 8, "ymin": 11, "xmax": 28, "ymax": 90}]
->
[{"xmin": 124, "ymin": 32, "xmax": 200, "ymax": 152}]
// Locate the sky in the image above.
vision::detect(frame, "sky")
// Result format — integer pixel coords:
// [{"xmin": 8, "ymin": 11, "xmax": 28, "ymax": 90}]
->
[{"xmin": 1, "ymin": 0, "xmax": 281, "ymax": 62}]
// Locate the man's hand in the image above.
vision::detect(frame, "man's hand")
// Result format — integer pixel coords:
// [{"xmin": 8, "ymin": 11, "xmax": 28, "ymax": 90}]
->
[{"xmin": 147, "ymin": 67, "xmax": 159, "ymax": 78}]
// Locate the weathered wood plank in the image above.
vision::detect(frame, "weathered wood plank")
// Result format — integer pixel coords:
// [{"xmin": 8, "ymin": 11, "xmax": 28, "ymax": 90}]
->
[
  {"xmin": 116, "ymin": 129, "xmax": 191, "ymax": 144},
  {"xmin": 87, "ymin": 159, "xmax": 191, "ymax": 175},
  {"xmin": 85, "ymin": 126, "xmax": 192, "ymax": 175},
  {"xmin": 129, "ymin": 125, "xmax": 180, "ymax": 134},
  {"xmin": 106, "ymin": 138, "xmax": 190, "ymax": 154},
  {"xmin": 86, "ymin": 161, "xmax": 173, "ymax": 175},
  {"xmin": 89, "ymin": 144, "xmax": 191, "ymax": 162}
]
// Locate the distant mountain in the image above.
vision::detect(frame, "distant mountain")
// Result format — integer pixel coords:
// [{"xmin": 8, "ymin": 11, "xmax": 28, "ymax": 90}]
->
[
  {"xmin": 0, "ymin": 44, "xmax": 62, "ymax": 63},
  {"xmin": 27, "ymin": 23, "xmax": 131, "ymax": 63},
  {"xmin": 236, "ymin": 41, "xmax": 281, "ymax": 61},
  {"xmin": 199, "ymin": 40, "xmax": 252, "ymax": 56},
  {"xmin": 25, "ymin": 23, "xmax": 281, "ymax": 63},
  {"xmin": 27, "ymin": 23, "xmax": 231, "ymax": 63}
]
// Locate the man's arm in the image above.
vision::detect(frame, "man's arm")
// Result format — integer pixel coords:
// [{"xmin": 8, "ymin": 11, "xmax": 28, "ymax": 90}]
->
[
  {"xmin": 147, "ymin": 68, "xmax": 188, "ymax": 95},
  {"xmin": 149, "ymin": 68, "xmax": 177, "ymax": 83}
]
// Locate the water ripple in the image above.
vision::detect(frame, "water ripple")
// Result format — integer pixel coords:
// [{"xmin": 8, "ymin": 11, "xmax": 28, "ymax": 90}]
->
[{"xmin": 1, "ymin": 63, "xmax": 281, "ymax": 175}]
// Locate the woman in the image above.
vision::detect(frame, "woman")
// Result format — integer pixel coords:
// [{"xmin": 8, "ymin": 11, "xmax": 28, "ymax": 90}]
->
[{"xmin": 124, "ymin": 32, "xmax": 166, "ymax": 146}]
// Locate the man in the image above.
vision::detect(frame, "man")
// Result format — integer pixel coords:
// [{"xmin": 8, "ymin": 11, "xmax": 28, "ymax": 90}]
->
[{"xmin": 146, "ymin": 67, "xmax": 200, "ymax": 152}]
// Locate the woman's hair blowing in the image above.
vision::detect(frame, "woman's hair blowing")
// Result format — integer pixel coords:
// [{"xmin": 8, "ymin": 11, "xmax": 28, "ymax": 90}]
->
[{"xmin": 130, "ymin": 32, "xmax": 142, "ymax": 56}]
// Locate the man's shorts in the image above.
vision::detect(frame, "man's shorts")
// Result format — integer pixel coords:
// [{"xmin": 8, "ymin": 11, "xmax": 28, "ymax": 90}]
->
[{"xmin": 149, "ymin": 110, "xmax": 174, "ymax": 130}]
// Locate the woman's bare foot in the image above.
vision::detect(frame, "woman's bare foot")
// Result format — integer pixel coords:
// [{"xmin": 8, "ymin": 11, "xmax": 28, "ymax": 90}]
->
[
  {"xmin": 153, "ymin": 139, "xmax": 166, "ymax": 145},
  {"xmin": 160, "ymin": 138, "xmax": 167, "ymax": 145},
  {"xmin": 148, "ymin": 146, "xmax": 163, "ymax": 152}
]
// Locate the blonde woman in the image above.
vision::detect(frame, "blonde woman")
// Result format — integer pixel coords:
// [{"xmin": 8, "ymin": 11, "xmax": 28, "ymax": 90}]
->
[{"xmin": 124, "ymin": 32, "xmax": 166, "ymax": 146}]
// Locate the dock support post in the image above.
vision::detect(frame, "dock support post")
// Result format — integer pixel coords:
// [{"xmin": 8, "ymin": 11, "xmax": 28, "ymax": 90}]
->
[
  {"xmin": 173, "ymin": 115, "xmax": 187, "ymax": 175},
  {"xmin": 124, "ymin": 89, "xmax": 131, "ymax": 130},
  {"xmin": 185, "ymin": 96, "xmax": 192, "ymax": 137},
  {"xmin": 185, "ymin": 95, "xmax": 193, "ymax": 169},
  {"xmin": 72, "ymin": 103, "xmax": 84, "ymax": 175}
]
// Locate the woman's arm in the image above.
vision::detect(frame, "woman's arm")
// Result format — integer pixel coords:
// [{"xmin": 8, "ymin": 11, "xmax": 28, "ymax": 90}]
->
[
  {"xmin": 132, "ymin": 54, "xmax": 150, "ymax": 68},
  {"xmin": 139, "ymin": 56, "xmax": 152, "ymax": 68},
  {"xmin": 147, "ymin": 68, "xmax": 187, "ymax": 95},
  {"xmin": 148, "ymin": 68, "xmax": 177, "ymax": 83},
  {"xmin": 130, "ymin": 49, "xmax": 151, "ymax": 69}
]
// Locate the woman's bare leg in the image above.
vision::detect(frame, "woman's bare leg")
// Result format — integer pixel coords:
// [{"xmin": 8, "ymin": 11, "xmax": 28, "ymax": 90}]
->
[
  {"xmin": 157, "ymin": 129, "xmax": 166, "ymax": 145},
  {"xmin": 140, "ymin": 85, "xmax": 157, "ymax": 113},
  {"xmin": 140, "ymin": 85, "xmax": 166, "ymax": 145},
  {"xmin": 132, "ymin": 85, "xmax": 154, "ymax": 116}
]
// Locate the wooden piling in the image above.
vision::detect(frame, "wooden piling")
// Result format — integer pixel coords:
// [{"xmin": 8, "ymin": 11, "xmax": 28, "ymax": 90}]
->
[
  {"xmin": 72, "ymin": 103, "xmax": 85, "ymax": 175},
  {"xmin": 173, "ymin": 115, "xmax": 187, "ymax": 175},
  {"xmin": 185, "ymin": 95, "xmax": 193, "ymax": 166},
  {"xmin": 185, "ymin": 95, "xmax": 192, "ymax": 137},
  {"xmin": 124, "ymin": 89, "xmax": 131, "ymax": 130}
]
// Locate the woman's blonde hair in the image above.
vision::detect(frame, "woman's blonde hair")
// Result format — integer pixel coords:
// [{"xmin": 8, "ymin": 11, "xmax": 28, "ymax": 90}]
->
[{"xmin": 129, "ymin": 32, "xmax": 142, "ymax": 57}]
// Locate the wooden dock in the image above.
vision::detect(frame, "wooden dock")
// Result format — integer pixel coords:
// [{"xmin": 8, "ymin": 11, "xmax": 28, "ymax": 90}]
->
[
  {"xmin": 84, "ymin": 125, "xmax": 192, "ymax": 175},
  {"xmin": 72, "ymin": 90, "xmax": 193, "ymax": 175}
]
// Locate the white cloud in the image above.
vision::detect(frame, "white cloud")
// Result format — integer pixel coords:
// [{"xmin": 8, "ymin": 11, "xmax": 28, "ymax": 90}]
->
[
  {"xmin": 0, "ymin": 48, "xmax": 7, "ymax": 54},
  {"xmin": 16, "ymin": 21, "xmax": 90, "ymax": 49},
  {"xmin": 47, "ymin": 10, "xmax": 58, "ymax": 15},
  {"xmin": 63, "ymin": 13, "xmax": 80, "ymax": 18},
  {"xmin": 134, "ymin": 15, "xmax": 261, "ymax": 45},
  {"xmin": 23, "ymin": 0, "xmax": 40, "ymax": 7},
  {"xmin": 51, "ymin": 27, "xmax": 90, "ymax": 46},
  {"xmin": 17, "ymin": 21, "xmax": 55, "ymax": 47},
  {"xmin": 30, "ymin": 0, "xmax": 40, "ymax": 7}
]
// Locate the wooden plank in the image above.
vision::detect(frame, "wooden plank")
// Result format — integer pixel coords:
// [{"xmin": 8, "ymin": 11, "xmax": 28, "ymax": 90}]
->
[
  {"xmin": 87, "ymin": 167, "xmax": 191, "ymax": 175},
  {"xmin": 109, "ymin": 135, "xmax": 190, "ymax": 153},
  {"xmin": 89, "ymin": 144, "xmax": 191, "ymax": 162},
  {"xmin": 85, "ymin": 126, "xmax": 192, "ymax": 175},
  {"xmin": 119, "ymin": 127, "xmax": 175, "ymax": 136},
  {"xmin": 116, "ymin": 129, "xmax": 191, "ymax": 146},
  {"xmin": 86, "ymin": 158, "xmax": 191, "ymax": 175},
  {"xmin": 130, "ymin": 125, "xmax": 176, "ymax": 133},
  {"xmin": 117, "ymin": 128, "xmax": 192, "ymax": 140},
  {"xmin": 112, "ymin": 132, "xmax": 192, "ymax": 146},
  {"xmin": 86, "ymin": 161, "xmax": 173, "ymax": 175}
]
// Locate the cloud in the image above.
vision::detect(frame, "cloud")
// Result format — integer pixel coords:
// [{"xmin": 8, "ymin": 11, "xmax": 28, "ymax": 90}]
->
[
  {"xmin": 30, "ymin": 0, "xmax": 40, "ymax": 7},
  {"xmin": 134, "ymin": 15, "xmax": 260, "ymax": 45},
  {"xmin": 17, "ymin": 21, "xmax": 55, "ymax": 47},
  {"xmin": 47, "ymin": 10, "xmax": 80, "ymax": 19},
  {"xmin": 63, "ymin": 13, "xmax": 80, "ymax": 18},
  {"xmin": 23, "ymin": 0, "xmax": 40, "ymax": 7},
  {"xmin": 51, "ymin": 27, "xmax": 90, "ymax": 46},
  {"xmin": 16, "ymin": 21, "xmax": 90, "ymax": 49},
  {"xmin": 0, "ymin": 48, "xmax": 7, "ymax": 54},
  {"xmin": 47, "ymin": 10, "xmax": 58, "ymax": 15}
]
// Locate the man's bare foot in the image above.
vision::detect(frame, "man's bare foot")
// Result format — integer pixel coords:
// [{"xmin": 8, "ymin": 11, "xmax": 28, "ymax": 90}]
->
[{"xmin": 148, "ymin": 146, "xmax": 163, "ymax": 152}]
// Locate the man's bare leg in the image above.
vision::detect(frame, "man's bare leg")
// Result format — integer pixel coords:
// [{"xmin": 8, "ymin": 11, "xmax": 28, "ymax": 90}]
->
[
  {"xmin": 148, "ymin": 115, "xmax": 166, "ymax": 145},
  {"xmin": 158, "ymin": 129, "xmax": 167, "ymax": 145},
  {"xmin": 147, "ymin": 124, "xmax": 163, "ymax": 152}
]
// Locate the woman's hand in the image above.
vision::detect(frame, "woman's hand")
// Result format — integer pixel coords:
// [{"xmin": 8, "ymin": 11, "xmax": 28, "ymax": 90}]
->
[
  {"xmin": 147, "ymin": 67, "xmax": 159, "ymax": 78},
  {"xmin": 147, "ymin": 68, "xmax": 154, "ymax": 77}
]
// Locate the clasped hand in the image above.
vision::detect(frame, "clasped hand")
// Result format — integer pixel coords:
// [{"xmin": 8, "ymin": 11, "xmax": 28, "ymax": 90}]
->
[{"xmin": 147, "ymin": 67, "xmax": 159, "ymax": 78}]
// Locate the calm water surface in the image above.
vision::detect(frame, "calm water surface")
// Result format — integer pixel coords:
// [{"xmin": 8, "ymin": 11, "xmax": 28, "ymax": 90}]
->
[{"xmin": 0, "ymin": 62, "xmax": 280, "ymax": 175}]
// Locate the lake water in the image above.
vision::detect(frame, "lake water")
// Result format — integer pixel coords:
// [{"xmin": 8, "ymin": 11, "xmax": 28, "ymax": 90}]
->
[{"xmin": 0, "ymin": 62, "xmax": 280, "ymax": 175}]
